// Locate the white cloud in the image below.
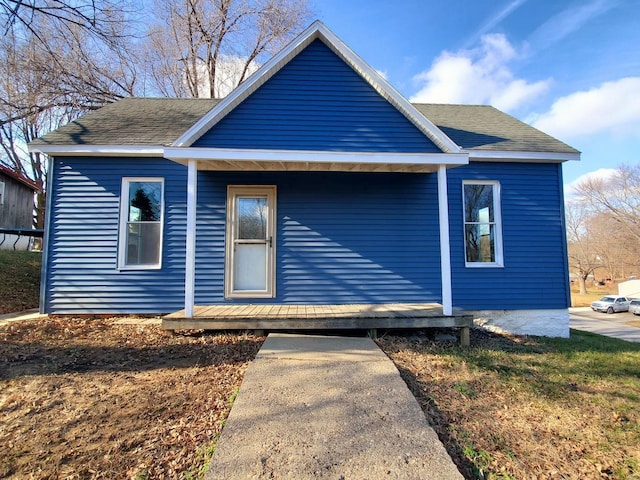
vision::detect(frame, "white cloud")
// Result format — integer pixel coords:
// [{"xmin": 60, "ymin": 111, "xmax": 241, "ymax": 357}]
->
[
  {"xmin": 565, "ymin": 168, "xmax": 618, "ymax": 198},
  {"xmin": 464, "ymin": 0, "xmax": 528, "ymax": 48},
  {"xmin": 526, "ymin": 0, "xmax": 617, "ymax": 55},
  {"xmin": 531, "ymin": 77, "xmax": 640, "ymax": 139},
  {"xmin": 410, "ymin": 34, "xmax": 550, "ymax": 112}
]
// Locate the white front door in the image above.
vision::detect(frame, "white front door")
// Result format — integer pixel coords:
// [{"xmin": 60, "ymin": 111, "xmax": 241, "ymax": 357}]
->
[{"xmin": 225, "ymin": 186, "xmax": 276, "ymax": 298}]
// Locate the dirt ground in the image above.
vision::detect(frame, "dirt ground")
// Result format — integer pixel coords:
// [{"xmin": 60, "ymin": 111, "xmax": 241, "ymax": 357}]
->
[
  {"xmin": 0, "ymin": 317, "xmax": 263, "ymax": 479},
  {"xmin": 3, "ymin": 318, "xmax": 639, "ymax": 480}
]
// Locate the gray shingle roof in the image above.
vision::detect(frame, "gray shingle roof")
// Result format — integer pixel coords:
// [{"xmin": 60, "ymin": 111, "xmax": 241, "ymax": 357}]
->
[
  {"xmin": 32, "ymin": 97, "xmax": 578, "ymax": 155},
  {"xmin": 31, "ymin": 98, "xmax": 219, "ymax": 146},
  {"xmin": 414, "ymin": 103, "xmax": 579, "ymax": 154}
]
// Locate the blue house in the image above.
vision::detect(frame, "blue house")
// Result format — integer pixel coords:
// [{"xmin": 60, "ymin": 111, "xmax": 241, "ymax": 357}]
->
[{"xmin": 30, "ymin": 22, "xmax": 579, "ymax": 337}]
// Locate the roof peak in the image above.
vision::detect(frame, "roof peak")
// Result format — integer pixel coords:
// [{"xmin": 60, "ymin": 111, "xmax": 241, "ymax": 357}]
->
[{"xmin": 172, "ymin": 20, "xmax": 462, "ymax": 153}]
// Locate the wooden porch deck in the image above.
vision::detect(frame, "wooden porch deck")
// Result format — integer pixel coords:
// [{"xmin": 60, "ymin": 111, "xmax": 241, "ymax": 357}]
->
[{"xmin": 162, "ymin": 303, "xmax": 473, "ymax": 345}]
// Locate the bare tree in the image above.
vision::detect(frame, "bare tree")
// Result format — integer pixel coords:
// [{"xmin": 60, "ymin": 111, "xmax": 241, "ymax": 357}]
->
[
  {"xmin": 1, "ymin": 0, "xmax": 132, "ymax": 47},
  {"xmin": 566, "ymin": 199, "xmax": 601, "ymax": 294},
  {"xmin": 145, "ymin": 0, "xmax": 312, "ymax": 98},
  {"xmin": 1, "ymin": 0, "xmax": 312, "ymax": 229},
  {"xmin": 574, "ymin": 165, "xmax": 640, "ymax": 244},
  {"xmin": 0, "ymin": 7, "xmax": 140, "ymax": 227}
]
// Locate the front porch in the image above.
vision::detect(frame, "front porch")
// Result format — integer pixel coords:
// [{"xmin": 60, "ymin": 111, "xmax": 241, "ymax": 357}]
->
[{"xmin": 162, "ymin": 303, "xmax": 473, "ymax": 346}]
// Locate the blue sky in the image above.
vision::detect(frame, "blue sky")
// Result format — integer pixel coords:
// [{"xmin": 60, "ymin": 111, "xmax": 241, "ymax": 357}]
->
[{"xmin": 313, "ymin": 0, "xmax": 640, "ymax": 189}]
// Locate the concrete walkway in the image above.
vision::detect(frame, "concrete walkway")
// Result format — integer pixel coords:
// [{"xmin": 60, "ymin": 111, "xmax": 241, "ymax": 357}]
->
[
  {"xmin": 0, "ymin": 309, "xmax": 45, "ymax": 327},
  {"xmin": 205, "ymin": 333, "xmax": 462, "ymax": 480}
]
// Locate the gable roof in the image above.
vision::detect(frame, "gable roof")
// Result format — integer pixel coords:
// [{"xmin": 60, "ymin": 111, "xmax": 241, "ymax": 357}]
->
[
  {"xmin": 173, "ymin": 21, "xmax": 461, "ymax": 154},
  {"xmin": 0, "ymin": 164, "xmax": 40, "ymax": 191},
  {"xmin": 29, "ymin": 20, "xmax": 579, "ymax": 163}
]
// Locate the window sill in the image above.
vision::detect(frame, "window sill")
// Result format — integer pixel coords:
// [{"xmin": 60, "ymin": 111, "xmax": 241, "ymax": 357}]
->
[
  {"xmin": 465, "ymin": 262, "xmax": 504, "ymax": 268},
  {"xmin": 118, "ymin": 264, "xmax": 162, "ymax": 271}
]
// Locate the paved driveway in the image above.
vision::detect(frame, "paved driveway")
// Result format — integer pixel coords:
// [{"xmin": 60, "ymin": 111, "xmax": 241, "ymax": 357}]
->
[{"xmin": 570, "ymin": 307, "xmax": 640, "ymax": 342}]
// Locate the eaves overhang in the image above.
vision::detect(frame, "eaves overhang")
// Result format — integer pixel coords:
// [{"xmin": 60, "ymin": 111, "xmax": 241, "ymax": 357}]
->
[
  {"xmin": 468, "ymin": 150, "xmax": 581, "ymax": 162},
  {"xmin": 28, "ymin": 144, "xmax": 165, "ymax": 157},
  {"xmin": 163, "ymin": 147, "xmax": 469, "ymax": 166}
]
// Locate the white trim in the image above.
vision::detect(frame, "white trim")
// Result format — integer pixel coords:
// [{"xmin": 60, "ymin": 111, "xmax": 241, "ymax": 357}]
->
[
  {"xmin": 185, "ymin": 160, "xmax": 197, "ymax": 317},
  {"xmin": 28, "ymin": 143, "xmax": 580, "ymax": 164},
  {"xmin": 118, "ymin": 177, "xmax": 165, "ymax": 270},
  {"xmin": 172, "ymin": 21, "xmax": 462, "ymax": 154},
  {"xmin": 462, "ymin": 180, "xmax": 504, "ymax": 268},
  {"xmin": 437, "ymin": 165, "xmax": 452, "ymax": 316},
  {"xmin": 165, "ymin": 147, "xmax": 469, "ymax": 166},
  {"xmin": 225, "ymin": 185, "xmax": 277, "ymax": 299},
  {"xmin": 468, "ymin": 150, "xmax": 580, "ymax": 162},
  {"xmin": 0, "ymin": 181, "xmax": 4, "ymax": 205},
  {"xmin": 28, "ymin": 144, "xmax": 165, "ymax": 157}
]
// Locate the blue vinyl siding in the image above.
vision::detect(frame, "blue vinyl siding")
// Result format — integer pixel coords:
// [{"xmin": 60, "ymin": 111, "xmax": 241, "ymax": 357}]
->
[
  {"xmin": 449, "ymin": 162, "xmax": 570, "ymax": 310},
  {"xmin": 195, "ymin": 171, "xmax": 442, "ymax": 304},
  {"xmin": 193, "ymin": 40, "xmax": 440, "ymax": 153},
  {"xmin": 44, "ymin": 158, "xmax": 570, "ymax": 313},
  {"xmin": 45, "ymin": 157, "xmax": 187, "ymax": 313}
]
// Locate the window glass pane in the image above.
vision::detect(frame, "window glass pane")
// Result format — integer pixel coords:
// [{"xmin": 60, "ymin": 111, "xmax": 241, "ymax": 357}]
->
[
  {"xmin": 126, "ymin": 223, "xmax": 161, "ymax": 265},
  {"xmin": 465, "ymin": 224, "xmax": 496, "ymax": 263},
  {"xmin": 238, "ymin": 197, "xmax": 267, "ymax": 239},
  {"xmin": 128, "ymin": 182, "xmax": 162, "ymax": 222},
  {"xmin": 464, "ymin": 184, "xmax": 494, "ymax": 223}
]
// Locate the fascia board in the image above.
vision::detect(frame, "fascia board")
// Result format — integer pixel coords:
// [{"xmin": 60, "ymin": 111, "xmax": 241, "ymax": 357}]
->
[
  {"xmin": 28, "ymin": 144, "xmax": 165, "ymax": 157},
  {"xmin": 164, "ymin": 147, "xmax": 469, "ymax": 165},
  {"xmin": 468, "ymin": 150, "xmax": 581, "ymax": 162}
]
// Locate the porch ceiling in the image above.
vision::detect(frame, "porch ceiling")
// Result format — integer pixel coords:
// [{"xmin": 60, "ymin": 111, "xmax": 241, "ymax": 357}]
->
[{"xmin": 164, "ymin": 147, "xmax": 469, "ymax": 173}]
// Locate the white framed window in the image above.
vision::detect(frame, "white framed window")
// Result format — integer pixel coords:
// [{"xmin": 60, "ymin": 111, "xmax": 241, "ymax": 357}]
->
[
  {"xmin": 462, "ymin": 180, "xmax": 503, "ymax": 267},
  {"xmin": 225, "ymin": 186, "xmax": 276, "ymax": 298},
  {"xmin": 0, "ymin": 181, "xmax": 5, "ymax": 205},
  {"xmin": 118, "ymin": 178, "xmax": 164, "ymax": 269}
]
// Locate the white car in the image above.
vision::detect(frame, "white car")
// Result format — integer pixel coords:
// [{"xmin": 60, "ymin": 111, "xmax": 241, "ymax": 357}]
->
[
  {"xmin": 629, "ymin": 299, "xmax": 640, "ymax": 315},
  {"xmin": 591, "ymin": 295, "xmax": 630, "ymax": 314}
]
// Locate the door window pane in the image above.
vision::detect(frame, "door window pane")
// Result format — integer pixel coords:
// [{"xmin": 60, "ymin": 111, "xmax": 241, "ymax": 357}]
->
[
  {"xmin": 238, "ymin": 197, "xmax": 267, "ymax": 239},
  {"xmin": 234, "ymin": 243, "xmax": 267, "ymax": 290}
]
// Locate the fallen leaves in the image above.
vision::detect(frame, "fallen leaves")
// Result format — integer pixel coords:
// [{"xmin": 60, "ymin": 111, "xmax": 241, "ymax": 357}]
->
[{"xmin": 0, "ymin": 316, "xmax": 263, "ymax": 479}]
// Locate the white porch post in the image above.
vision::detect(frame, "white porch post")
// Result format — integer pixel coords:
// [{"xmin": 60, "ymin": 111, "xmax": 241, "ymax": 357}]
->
[
  {"xmin": 437, "ymin": 164, "xmax": 453, "ymax": 315},
  {"xmin": 185, "ymin": 159, "xmax": 197, "ymax": 317}
]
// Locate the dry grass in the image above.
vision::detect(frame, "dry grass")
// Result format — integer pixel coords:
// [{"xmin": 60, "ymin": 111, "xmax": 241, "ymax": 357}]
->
[
  {"xmin": 0, "ymin": 250, "xmax": 41, "ymax": 314},
  {"xmin": 378, "ymin": 329, "xmax": 640, "ymax": 479},
  {"xmin": 571, "ymin": 291, "xmax": 605, "ymax": 307},
  {"xmin": 0, "ymin": 317, "xmax": 263, "ymax": 479}
]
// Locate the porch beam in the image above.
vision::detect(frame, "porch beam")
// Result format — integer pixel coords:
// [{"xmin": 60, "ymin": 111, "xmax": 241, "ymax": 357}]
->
[
  {"xmin": 437, "ymin": 164, "xmax": 453, "ymax": 315},
  {"xmin": 164, "ymin": 146, "xmax": 469, "ymax": 166},
  {"xmin": 185, "ymin": 159, "xmax": 197, "ymax": 317}
]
